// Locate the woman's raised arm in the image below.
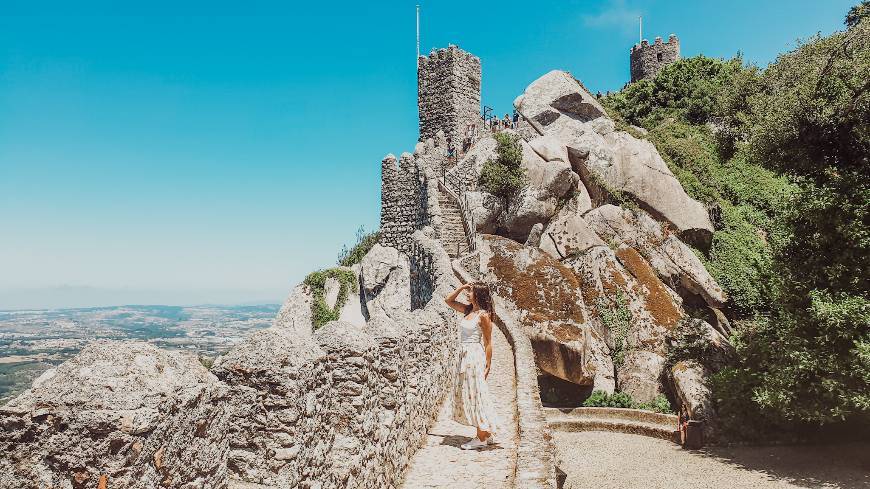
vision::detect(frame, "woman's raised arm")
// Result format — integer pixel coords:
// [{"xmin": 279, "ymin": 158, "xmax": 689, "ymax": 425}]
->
[{"xmin": 445, "ymin": 283, "xmax": 471, "ymax": 314}]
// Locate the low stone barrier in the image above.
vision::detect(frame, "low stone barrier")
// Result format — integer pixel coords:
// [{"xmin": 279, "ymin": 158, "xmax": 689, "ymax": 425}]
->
[
  {"xmin": 0, "ymin": 230, "xmax": 459, "ymax": 489},
  {"xmin": 214, "ymin": 228, "xmax": 460, "ymax": 488}
]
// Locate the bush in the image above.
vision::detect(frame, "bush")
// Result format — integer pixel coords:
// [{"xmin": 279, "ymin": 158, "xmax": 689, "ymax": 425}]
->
[
  {"xmin": 582, "ymin": 390, "xmax": 674, "ymax": 413},
  {"xmin": 597, "ymin": 291, "xmax": 632, "ymax": 369},
  {"xmin": 735, "ymin": 17, "xmax": 870, "ymax": 425},
  {"xmin": 303, "ymin": 268, "xmax": 358, "ymax": 329},
  {"xmin": 603, "ymin": 55, "xmax": 756, "ymax": 128},
  {"xmin": 337, "ymin": 226, "xmax": 380, "ymax": 267},
  {"xmin": 478, "ymin": 132, "xmax": 525, "ymax": 197}
]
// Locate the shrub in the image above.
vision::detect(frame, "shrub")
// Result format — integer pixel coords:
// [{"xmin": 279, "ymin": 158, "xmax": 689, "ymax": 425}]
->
[
  {"xmin": 597, "ymin": 291, "xmax": 633, "ymax": 369},
  {"xmin": 478, "ymin": 132, "xmax": 525, "ymax": 197},
  {"xmin": 337, "ymin": 226, "xmax": 380, "ymax": 267},
  {"xmin": 582, "ymin": 390, "xmax": 674, "ymax": 413},
  {"xmin": 735, "ymin": 16, "xmax": 870, "ymax": 425},
  {"xmin": 303, "ymin": 268, "xmax": 358, "ymax": 329}
]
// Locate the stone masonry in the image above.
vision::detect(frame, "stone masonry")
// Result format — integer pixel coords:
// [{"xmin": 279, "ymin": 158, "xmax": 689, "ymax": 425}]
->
[
  {"xmin": 630, "ymin": 34, "xmax": 680, "ymax": 82},
  {"xmin": 417, "ymin": 45, "xmax": 482, "ymax": 150}
]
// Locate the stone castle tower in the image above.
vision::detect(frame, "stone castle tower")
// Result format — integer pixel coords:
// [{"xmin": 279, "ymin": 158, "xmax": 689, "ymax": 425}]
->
[
  {"xmin": 630, "ymin": 34, "xmax": 680, "ymax": 82},
  {"xmin": 417, "ymin": 45, "xmax": 481, "ymax": 149}
]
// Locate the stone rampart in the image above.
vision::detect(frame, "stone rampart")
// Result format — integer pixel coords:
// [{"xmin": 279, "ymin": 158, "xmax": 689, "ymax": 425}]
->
[
  {"xmin": 380, "ymin": 135, "xmax": 450, "ymax": 257},
  {"xmin": 213, "ymin": 229, "xmax": 459, "ymax": 488},
  {"xmin": 0, "ymin": 230, "xmax": 459, "ymax": 489}
]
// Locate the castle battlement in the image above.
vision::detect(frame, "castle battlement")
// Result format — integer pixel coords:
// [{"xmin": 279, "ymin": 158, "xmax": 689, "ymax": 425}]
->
[
  {"xmin": 630, "ymin": 33, "xmax": 680, "ymax": 82},
  {"xmin": 417, "ymin": 45, "xmax": 481, "ymax": 149}
]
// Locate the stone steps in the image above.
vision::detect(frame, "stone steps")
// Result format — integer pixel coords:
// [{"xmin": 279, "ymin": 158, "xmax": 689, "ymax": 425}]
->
[
  {"xmin": 544, "ymin": 407, "xmax": 680, "ymax": 443},
  {"xmin": 436, "ymin": 188, "xmax": 470, "ymax": 259}
]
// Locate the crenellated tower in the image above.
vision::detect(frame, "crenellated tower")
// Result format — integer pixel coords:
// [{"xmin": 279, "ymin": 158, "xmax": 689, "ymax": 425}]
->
[
  {"xmin": 630, "ymin": 34, "xmax": 680, "ymax": 82},
  {"xmin": 417, "ymin": 45, "xmax": 481, "ymax": 150}
]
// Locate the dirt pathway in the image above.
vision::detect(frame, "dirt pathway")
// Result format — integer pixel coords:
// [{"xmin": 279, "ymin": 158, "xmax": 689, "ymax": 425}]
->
[
  {"xmin": 400, "ymin": 325, "xmax": 519, "ymax": 488},
  {"xmin": 554, "ymin": 431, "xmax": 868, "ymax": 489}
]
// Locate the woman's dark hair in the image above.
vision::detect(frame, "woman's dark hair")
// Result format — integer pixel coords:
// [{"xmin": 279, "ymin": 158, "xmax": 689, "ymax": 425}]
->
[{"xmin": 471, "ymin": 282, "xmax": 494, "ymax": 316}]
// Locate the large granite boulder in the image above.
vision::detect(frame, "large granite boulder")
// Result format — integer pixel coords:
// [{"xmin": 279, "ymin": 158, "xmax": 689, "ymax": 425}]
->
[
  {"xmin": 513, "ymin": 70, "xmax": 606, "ymax": 132},
  {"xmin": 586, "ymin": 205, "xmax": 726, "ymax": 308},
  {"xmin": 477, "ymin": 234, "xmax": 614, "ymax": 392},
  {"xmin": 0, "ymin": 341, "xmax": 228, "ymax": 489},
  {"xmin": 360, "ymin": 244, "xmax": 411, "ymax": 321},
  {"xmin": 575, "ymin": 130, "xmax": 714, "ymax": 248},
  {"xmin": 528, "ymin": 133, "xmax": 569, "ymax": 164},
  {"xmin": 566, "ymin": 245, "xmax": 684, "ymax": 402},
  {"xmin": 513, "ymin": 70, "xmax": 714, "ymax": 247},
  {"xmin": 274, "ymin": 283, "xmax": 315, "ymax": 336},
  {"xmin": 498, "ymin": 186, "xmax": 559, "ymax": 242},
  {"xmin": 539, "ymin": 206, "xmax": 605, "ymax": 260},
  {"xmin": 463, "ymin": 190, "xmax": 504, "ymax": 234},
  {"xmin": 520, "ymin": 138, "xmax": 577, "ymax": 201}
]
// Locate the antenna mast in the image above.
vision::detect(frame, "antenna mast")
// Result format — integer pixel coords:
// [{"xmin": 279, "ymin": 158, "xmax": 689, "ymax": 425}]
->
[
  {"xmin": 417, "ymin": 5, "xmax": 420, "ymax": 58},
  {"xmin": 639, "ymin": 15, "xmax": 643, "ymax": 43}
]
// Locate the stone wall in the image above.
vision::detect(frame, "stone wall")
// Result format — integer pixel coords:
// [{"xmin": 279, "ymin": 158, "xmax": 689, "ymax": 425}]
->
[
  {"xmin": 630, "ymin": 34, "xmax": 680, "ymax": 82},
  {"xmin": 380, "ymin": 152, "xmax": 425, "ymax": 255},
  {"xmin": 0, "ymin": 230, "xmax": 459, "ymax": 489},
  {"xmin": 212, "ymin": 229, "xmax": 459, "ymax": 488},
  {"xmin": 418, "ymin": 45, "xmax": 482, "ymax": 149},
  {"xmin": 380, "ymin": 136, "xmax": 449, "ymax": 257}
]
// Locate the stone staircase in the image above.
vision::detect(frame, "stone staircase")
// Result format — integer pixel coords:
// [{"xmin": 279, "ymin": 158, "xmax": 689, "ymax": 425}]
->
[
  {"xmin": 437, "ymin": 187, "xmax": 470, "ymax": 259},
  {"xmin": 545, "ymin": 407, "xmax": 680, "ymax": 443}
]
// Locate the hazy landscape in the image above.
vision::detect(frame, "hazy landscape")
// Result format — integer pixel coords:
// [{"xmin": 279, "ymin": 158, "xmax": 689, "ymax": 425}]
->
[{"xmin": 0, "ymin": 304, "xmax": 279, "ymax": 404}]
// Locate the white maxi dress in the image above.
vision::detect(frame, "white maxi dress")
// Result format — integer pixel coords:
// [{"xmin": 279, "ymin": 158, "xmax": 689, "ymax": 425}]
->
[{"xmin": 451, "ymin": 310, "xmax": 501, "ymax": 435}]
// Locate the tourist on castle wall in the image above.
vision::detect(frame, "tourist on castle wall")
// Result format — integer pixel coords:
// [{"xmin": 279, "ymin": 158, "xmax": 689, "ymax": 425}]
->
[{"xmin": 445, "ymin": 282, "xmax": 503, "ymax": 450}]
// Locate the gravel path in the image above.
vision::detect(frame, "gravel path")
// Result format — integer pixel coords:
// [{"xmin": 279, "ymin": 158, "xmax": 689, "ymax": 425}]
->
[
  {"xmin": 555, "ymin": 431, "xmax": 869, "ymax": 489},
  {"xmin": 400, "ymin": 325, "xmax": 518, "ymax": 488}
]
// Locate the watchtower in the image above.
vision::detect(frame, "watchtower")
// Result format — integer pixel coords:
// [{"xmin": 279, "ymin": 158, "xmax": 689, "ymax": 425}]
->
[
  {"xmin": 417, "ymin": 45, "xmax": 481, "ymax": 149},
  {"xmin": 630, "ymin": 34, "xmax": 680, "ymax": 82}
]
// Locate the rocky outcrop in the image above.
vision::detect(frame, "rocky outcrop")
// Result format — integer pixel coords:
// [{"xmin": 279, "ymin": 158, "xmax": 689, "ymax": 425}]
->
[
  {"xmin": 498, "ymin": 186, "xmax": 560, "ymax": 242},
  {"xmin": 540, "ymin": 209, "xmax": 605, "ymax": 260},
  {"xmin": 513, "ymin": 70, "xmax": 714, "ymax": 247},
  {"xmin": 463, "ymin": 190, "xmax": 504, "ymax": 234},
  {"xmin": 0, "ymin": 341, "xmax": 228, "ymax": 488},
  {"xmin": 566, "ymin": 244, "xmax": 683, "ymax": 402},
  {"xmin": 273, "ymin": 283, "xmax": 315, "ymax": 336},
  {"xmin": 477, "ymin": 234, "xmax": 615, "ymax": 392},
  {"xmin": 586, "ymin": 205, "xmax": 726, "ymax": 308},
  {"xmin": 360, "ymin": 244, "xmax": 411, "ymax": 321}
]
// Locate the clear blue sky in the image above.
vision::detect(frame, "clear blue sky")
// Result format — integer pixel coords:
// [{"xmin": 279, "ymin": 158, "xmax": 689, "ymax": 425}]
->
[{"xmin": 0, "ymin": 0, "xmax": 855, "ymax": 309}]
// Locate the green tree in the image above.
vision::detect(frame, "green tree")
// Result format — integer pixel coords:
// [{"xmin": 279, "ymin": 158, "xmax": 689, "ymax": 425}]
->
[
  {"xmin": 846, "ymin": 1, "xmax": 870, "ymax": 27},
  {"xmin": 478, "ymin": 132, "xmax": 526, "ymax": 197},
  {"xmin": 731, "ymin": 17, "xmax": 870, "ymax": 424}
]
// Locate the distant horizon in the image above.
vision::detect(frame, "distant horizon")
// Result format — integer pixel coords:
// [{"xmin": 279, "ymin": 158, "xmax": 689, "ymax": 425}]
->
[
  {"xmin": 0, "ymin": 285, "xmax": 282, "ymax": 312},
  {"xmin": 1, "ymin": 0, "xmax": 855, "ymax": 309}
]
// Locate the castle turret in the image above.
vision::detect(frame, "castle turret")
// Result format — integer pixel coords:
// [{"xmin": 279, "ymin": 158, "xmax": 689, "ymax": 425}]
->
[
  {"xmin": 417, "ymin": 45, "xmax": 481, "ymax": 149},
  {"xmin": 630, "ymin": 34, "xmax": 680, "ymax": 82}
]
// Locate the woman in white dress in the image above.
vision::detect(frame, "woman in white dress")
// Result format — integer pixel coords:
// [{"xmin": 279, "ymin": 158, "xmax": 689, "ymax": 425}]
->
[{"xmin": 444, "ymin": 282, "xmax": 501, "ymax": 450}]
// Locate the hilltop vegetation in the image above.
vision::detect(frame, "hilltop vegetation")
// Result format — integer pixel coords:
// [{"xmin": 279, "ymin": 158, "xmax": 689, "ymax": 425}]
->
[{"xmin": 603, "ymin": 11, "xmax": 869, "ymax": 438}]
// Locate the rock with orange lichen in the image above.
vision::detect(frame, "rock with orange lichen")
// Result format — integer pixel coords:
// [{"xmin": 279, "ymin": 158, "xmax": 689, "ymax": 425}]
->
[
  {"xmin": 477, "ymin": 234, "xmax": 615, "ymax": 392},
  {"xmin": 586, "ymin": 205, "xmax": 727, "ymax": 308},
  {"xmin": 566, "ymin": 244, "xmax": 685, "ymax": 402}
]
